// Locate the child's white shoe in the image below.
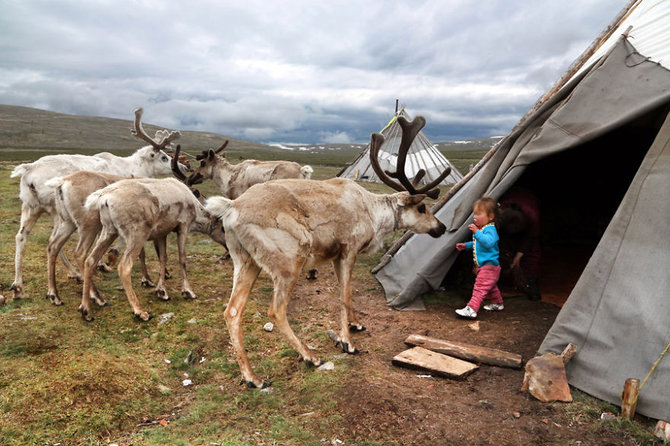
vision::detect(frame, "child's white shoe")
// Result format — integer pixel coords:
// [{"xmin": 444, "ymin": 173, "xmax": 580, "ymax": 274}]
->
[
  {"xmin": 455, "ymin": 305, "xmax": 477, "ymax": 319},
  {"xmin": 483, "ymin": 303, "xmax": 504, "ymax": 311}
]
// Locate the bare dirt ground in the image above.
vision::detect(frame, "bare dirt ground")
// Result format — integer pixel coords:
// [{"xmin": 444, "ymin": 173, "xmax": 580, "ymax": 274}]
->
[{"xmin": 289, "ymin": 268, "xmax": 645, "ymax": 446}]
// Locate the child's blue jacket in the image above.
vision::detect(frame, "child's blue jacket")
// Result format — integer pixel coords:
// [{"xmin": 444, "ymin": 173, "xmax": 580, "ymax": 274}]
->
[{"xmin": 464, "ymin": 223, "xmax": 500, "ymax": 267}]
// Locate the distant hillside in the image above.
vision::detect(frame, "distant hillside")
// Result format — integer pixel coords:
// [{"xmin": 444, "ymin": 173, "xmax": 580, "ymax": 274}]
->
[
  {"xmin": 0, "ymin": 105, "xmax": 495, "ymax": 170},
  {"xmin": 0, "ymin": 104, "xmax": 271, "ymax": 154}
]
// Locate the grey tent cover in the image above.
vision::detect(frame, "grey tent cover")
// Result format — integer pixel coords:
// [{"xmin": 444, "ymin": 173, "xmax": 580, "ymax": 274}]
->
[{"xmin": 374, "ymin": 37, "xmax": 670, "ymax": 420}]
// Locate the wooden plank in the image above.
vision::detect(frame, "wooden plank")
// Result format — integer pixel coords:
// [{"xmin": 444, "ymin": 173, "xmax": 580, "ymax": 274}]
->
[
  {"xmin": 392, "ymin": 347, "xmax": 478, "ymax": 379},
  {"xmin": 404, "ymin": 334, "xmax": 523, "ymax": 369}
]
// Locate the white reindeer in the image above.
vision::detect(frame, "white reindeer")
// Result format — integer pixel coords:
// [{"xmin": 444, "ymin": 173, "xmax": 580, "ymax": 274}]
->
[
  {"xmin": 190, "ymin": 141, "xmax": 314, "ymax": 199},
  {"xmin": 9, "ymin": 108, "xmax": 186, "ymax": 300},
  {"xmin": 80, "ymin": 177, "xmax": 227, "ymax": 321},
  {"xmin": 205, "ymin": 115, "xmax": 450, "ymax": 388}
]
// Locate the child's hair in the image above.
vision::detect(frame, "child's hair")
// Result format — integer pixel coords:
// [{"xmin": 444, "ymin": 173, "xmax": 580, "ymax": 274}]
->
[{"xmin": 473, "ymin": 196, "xmax": 499, "ymax": 222}]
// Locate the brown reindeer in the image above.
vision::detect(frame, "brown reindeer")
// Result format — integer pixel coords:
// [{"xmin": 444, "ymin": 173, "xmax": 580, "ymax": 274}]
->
[
  {"xmin": 45, "ymin": 171, "xmax": 176, "ymax": 307},
  {"xmin": 205, "ymin": 115, "xmax": 449, "ymax": 388},
  {"xmin": 191, "ymin": 141, "xmax": 313, "ymax": 199},
  {"xmin": 79, "ymin": 163, "xmax": 227, "ymax": 321}
]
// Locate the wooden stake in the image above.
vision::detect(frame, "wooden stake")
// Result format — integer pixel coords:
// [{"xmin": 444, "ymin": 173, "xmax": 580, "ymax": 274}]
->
[{"xmin": 621, "ymin": 377, "xmax": 640, "ymax": 419}]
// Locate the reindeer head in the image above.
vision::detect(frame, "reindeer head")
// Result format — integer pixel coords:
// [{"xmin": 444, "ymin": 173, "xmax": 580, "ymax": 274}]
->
[
  {"xmin": 190, "ymin": 140, "xmax": 229, "ymax": 180},
  {"xmin": 369, "ymin": 115, "xmax": 448, "ymax": 238},
  {"xmin": 131, "ymin": 107, "xmax": 188, "ymax": 176}
]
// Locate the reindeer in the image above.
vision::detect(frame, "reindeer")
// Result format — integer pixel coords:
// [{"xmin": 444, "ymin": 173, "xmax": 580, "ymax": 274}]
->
[
  {"xmin": 9, "ymin": 108, "xmax": 186, "ymax": 300},
  {"xmin": 79, "ymin": 173, "xmax": 227, "ymax": 322},
  {"xmin": 204, "ymin": 115, "xmax": 449, "ymax": 388},
  {"xmin": 190, "ymin": 141, "xmax": 314, "ymax": 199},
  {"xmin": 45, "ymin": 171, "xmax": 166, "ymax": 307}
]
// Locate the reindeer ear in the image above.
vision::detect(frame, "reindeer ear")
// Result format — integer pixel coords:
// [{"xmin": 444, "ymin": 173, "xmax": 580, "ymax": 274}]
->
[{"xmin": 396, "ymin": 192, "xmax": 427, "ymax": 206}]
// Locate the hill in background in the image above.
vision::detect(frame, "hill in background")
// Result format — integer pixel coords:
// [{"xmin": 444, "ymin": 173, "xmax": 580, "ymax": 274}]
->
[{"xmin": 0, "ymin": 104, "xmax": 496, "ymax": 171}]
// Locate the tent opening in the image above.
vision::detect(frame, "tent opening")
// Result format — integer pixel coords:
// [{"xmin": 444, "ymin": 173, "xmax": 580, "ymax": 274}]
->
[{"xmin": 442, "ymin": 104, "xmax": 669, "ymax": 306}]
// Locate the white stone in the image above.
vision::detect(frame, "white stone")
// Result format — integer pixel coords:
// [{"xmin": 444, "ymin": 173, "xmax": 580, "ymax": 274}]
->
[
  {"xmin": 263, "ymin": 322, "xmax": 274, "ymax": 332},
  {"xmin": 317, "ymin": 361, "xmax": 335, "ymax": 371}
]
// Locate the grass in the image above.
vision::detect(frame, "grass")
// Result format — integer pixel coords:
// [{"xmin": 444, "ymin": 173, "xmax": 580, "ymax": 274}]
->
[
  {"xmin": 0, "ymin": 147, "xmax": 662, "ymax": 445},
  {"xmin": 0, "ymin": 155, "xmax": 391, "ymax": 445}
]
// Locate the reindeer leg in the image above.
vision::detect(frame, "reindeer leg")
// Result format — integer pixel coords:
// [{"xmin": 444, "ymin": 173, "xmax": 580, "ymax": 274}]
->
[
  {"xmin": 12, "ymin": 204, "xmax": 44, "ymax": 299},
  {"xmin": 99, "ymin": 240, "xmax": 123, "ymax": 272},
  {"xmin": 50, "ymin": 214, "xmax": 82, "ymax": 282},
  {"xmin": 117, "ymin": 236, "xmax": 152, "ymax": 321},
  {"xmin": 153, "ymin": 239, "xmax": 169, "ymax": 300},
  {"xmin": 139, "ymin": 247, "xmax": 155, "ymax": 288},
  {"xmin": 225, "ymin": 244, "xmax": 266, "ymax": 388},
  {"xmin": 81, "ymin": 230, "xmax": 117, "ymax": 321},
  {"xmin": 333, "ymin": 255, "xmax": 361, "ymax": 354},
  {"xmin": 75, "ymin": 222, "xmax": 107, "ymax": 307},
  {"xmin": 46, "ymin": 218, "xmax": 76, "ymax": 306},
  {"xmin": 156, "ymin": 239, "xmax": 171, "ymax": 280},
  {"xmin": 268, "ymin": 271, "xmax": 323, "ymax": 367},
  {"xmin": 176, "ymin": 226, "xmax": 196, "ymax": 299}
]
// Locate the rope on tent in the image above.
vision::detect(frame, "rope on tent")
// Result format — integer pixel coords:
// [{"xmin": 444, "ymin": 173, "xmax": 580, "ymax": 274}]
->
[{"xmin": 633, "ymin": 340, "xmax": 670, "ymax": 406}]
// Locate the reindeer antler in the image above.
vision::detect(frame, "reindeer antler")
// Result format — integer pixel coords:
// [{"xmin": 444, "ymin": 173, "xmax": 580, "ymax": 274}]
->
[
  {"xmin": 171, "ymin": 145, "xmax": 203, "ymax": 189},
  {"xmin": 369, "ymin": 115, "xmax": 451, "ymax": 199},
  {"xmin": 196, "ymin": 140, "xmax": 229, "ymax": 161},
  {"xmin": 131, "ymin": 107, "xmax": 181, "ymax": 152}
]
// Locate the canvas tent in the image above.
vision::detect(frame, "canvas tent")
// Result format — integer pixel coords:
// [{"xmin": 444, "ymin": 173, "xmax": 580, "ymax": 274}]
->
[
  {"xmin": 338, "ymin": 108, "xmax": 463, "ymax": 186},
  {"xmin": 373, "ymin": 0, "xmax": 670, "ymax": 421}
]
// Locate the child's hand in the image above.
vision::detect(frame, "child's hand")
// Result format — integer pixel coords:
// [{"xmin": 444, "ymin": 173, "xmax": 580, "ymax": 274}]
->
[
  {"xmin": 468, "ymin": 224, "xmax": 479, "ymax": 233},
  {"xmin": 456, "ymin": 243, "xmax": 466, "ymax": 251}
]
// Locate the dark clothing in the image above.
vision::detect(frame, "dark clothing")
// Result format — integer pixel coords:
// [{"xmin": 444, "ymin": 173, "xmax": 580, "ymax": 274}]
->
[{"xmin": 499, "ymin": 188, "xmax": 541, "ymax": 300}]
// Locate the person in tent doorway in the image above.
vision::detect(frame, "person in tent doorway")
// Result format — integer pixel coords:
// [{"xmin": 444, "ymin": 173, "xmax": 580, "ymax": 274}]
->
[
  {"xmin": 498, "ymin": 187, "xmax": 542, "ymax": 301},
  {"xmin": 455, "ymin": 197, "xmax": 503, "ymax": 319}
]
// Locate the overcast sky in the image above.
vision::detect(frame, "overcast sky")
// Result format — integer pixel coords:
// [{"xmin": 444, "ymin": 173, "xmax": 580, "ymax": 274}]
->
[{"xmin": 0, "ymin": 1, "xmax": 630, "ymax": 144}]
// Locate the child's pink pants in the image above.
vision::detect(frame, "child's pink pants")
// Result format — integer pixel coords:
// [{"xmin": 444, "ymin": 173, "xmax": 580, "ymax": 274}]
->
[{"xmin": 467, "ymin": 264, "xmax": 503, "ymax": 311}]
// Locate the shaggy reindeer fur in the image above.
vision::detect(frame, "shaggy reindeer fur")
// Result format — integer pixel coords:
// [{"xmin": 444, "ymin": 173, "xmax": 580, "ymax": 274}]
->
[
  {"xmin": 81, "ymin": 178, "xmax": 227, "ymax": 321},
  {"xmin": 193, "ymin": 149, "xmax": 314, "ymax": 199},
  {"xmin": 205, "ymin": 178, "xmax": 446, "ymax": 388}
]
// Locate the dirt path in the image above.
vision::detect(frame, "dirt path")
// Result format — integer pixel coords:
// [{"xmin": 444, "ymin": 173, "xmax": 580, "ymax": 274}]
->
[{"xmin": 290, "ymin": 270, "xmax": 639, "ymax": 446}]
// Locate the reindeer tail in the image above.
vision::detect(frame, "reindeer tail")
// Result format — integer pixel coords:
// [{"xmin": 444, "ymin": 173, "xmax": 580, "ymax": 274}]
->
[
  {"xmin": 204, "ymin": 196, "xmax": 236, "ymax": 224},
  {"xmin": 84, "ymin": 188, "xmax": 106, "ymax": 211},
  {"xmin": 10, "ymin": 163, "xmax": 32, "ymax": 178},
  {"xmin": 301, "ymin": 165, "xmax": 314, "ymax": 179},
  {"xmin": 44, "ymin": 176, "xmax": 64, "ymax": 189}
]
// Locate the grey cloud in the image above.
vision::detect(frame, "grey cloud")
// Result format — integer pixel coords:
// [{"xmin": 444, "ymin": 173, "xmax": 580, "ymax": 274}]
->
[{"xmin": 0, "ymin": 0, "xmax": 631, "ymax": 144}]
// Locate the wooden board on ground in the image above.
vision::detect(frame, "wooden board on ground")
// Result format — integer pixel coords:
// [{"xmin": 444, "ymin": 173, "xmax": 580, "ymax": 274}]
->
[
  {"xmin": 404, "ymin": 334, "xmax": 523, "ymax": 369},
  {"xmin": 392, "ymin": 346, "xmax": 478, "ymax": 379}
]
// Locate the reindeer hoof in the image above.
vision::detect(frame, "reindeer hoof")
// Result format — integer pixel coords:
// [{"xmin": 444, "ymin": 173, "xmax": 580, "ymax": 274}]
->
[
  {"xmin": 218, "ymin": 253, "xmax": 231, "ymax": 261},
  {"xmin": 245, "ymin": 380, "xmax": 271, "ymax": 389},
  {"xmin": 182, "ymin": 290, "xmax": 197, "ymax": 300},
  {"xmin": 46, "ymin": 293, "xmax": 63, "ymax": 306},
  {"xmin": 141, "ymin": 278, "xmax": 155, "ymax": 288},
  {"xmin": 155, "ymin": 289, "xmax": 169, "ymax": 301},
  {"xmin": 96, "ymin": 263, "xmax": 112, "ymax": 273},
  {"xmin": 306, "ymin": 269, "xmax": 318, "ymax": 280},
  {"xmin": 10, "ymin": 283, "xmax": 24, "ymax": 299},
  {"xmin": 78, "ymin": 307, "xmax": 94, "ymax": 322},
  {"xmin": 135, "ymin": 312, "xmax": 152, "ymax": 322},
  {"xmin": 341, "ymin": 342, "xmax": 359, "ymax": 355},
  {"xmin": 304, "ymin": 357, "xmax": 323, "ymax": 368},
  {"xmin": 349, "ymin": 323, "xmax": 366, "ymax": 332},
  {"xmin": 164, "ymin": 270, "xmax": 172, "ymax": 280}
]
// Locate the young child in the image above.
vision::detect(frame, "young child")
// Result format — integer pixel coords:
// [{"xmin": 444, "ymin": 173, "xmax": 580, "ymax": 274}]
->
[{"xmin": 455, "ymin": 197, "xmax": 503, "ymax": 319}]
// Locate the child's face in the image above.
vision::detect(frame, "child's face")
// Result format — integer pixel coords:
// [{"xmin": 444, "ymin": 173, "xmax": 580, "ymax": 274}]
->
[{"xmin": 473, "ymin": 206, "xmax": 493, "ymax": 227}]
